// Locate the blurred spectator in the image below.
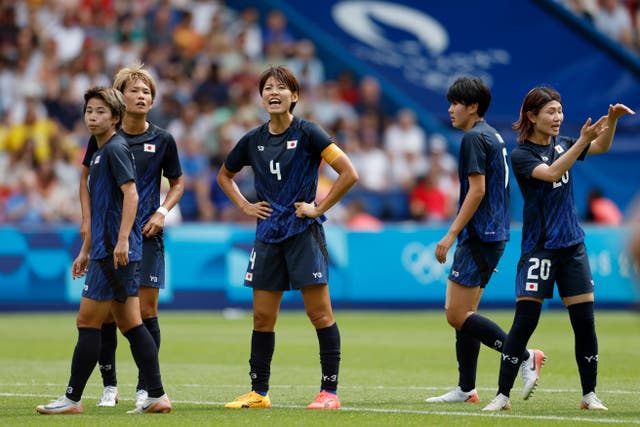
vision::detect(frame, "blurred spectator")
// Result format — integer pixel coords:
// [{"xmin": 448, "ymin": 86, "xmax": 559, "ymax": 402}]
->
[
  {"xmin": 344, "ymin": 199, "xmax": 383, "ymax": 231},
  {"xmin": 262, "ymin": 9, "xmax": 295, "ymax": 56},
  {"xmin": 5, "ymin": 97, "xmax": 58, "ymax": 163},
  {"xmin": 287, "ymin": 39, "xmax": 325, "ymax": 98},
  {"xmin": 4, "ymin": 170, "xmax": 45, "ymax": 224},
  {"xmin": 312, "ymin": 80, "xmax": 358, "ymax": 130},
  {"xmin": 355, "ymin": 76, "xmax": 388, "ymax": 135},
  {"xmin": 593, "ymin": 0, "xmax": 634, "ymax": 47},
  {"xmin": 384, "ymin": 108, "xmax": 428, "ymax": 190},
  {"xmin": 408, "ymin": 167, "xmax": 454, "ymax": 223},
  {"xmin": 46, "ymin": 7, "xmax": 87, "ymax": 64},
  {"xmin": 350, "ymin": 127, "xmax": 390, "ymax": 192},
  {"xmin": 584, "ymin": 188, "xmax": 623, "ymax": 224},
  {"xmin": 178, "ymin": 135, "xmax": 215, "ymax": 221},
  {"xmin": 228, "ymin": 7, "xmax": 262, "ymax": 60},
  {"xmin": 561, "ymin": 0, "xmax": 598, "ymax": 21}
]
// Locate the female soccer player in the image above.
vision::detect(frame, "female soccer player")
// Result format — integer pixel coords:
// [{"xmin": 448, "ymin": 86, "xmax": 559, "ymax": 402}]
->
[
  {"xmin": 36, "ymin": 86, "xmax": 171, "ymax": 415},
  {"xmin": 80, "ymin": 63, "xmax": 183, "ymax": 409},
  {"xmin": 218, "ymin": 65, "xmax": 358, "ymax": 410},
  {"xmin": 427, "ymin": 77, "xmax": 543, "ymax": 404},
  {"xmin": 482, "ymin": 86, "xmax": 634, "ymax": 411}
]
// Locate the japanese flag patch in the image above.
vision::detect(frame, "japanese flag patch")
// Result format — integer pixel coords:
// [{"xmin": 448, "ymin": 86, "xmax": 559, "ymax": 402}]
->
[
  {"xmin": 287, "ymin": 140, "xmax": 298, "ymax": 150},
  {"xmin": 526, "ymin": 282, "xmax": 539, "ymax": 292},
  {"xmin": 144, "ymin": 143, "xmax": 156, "ymax": 153},
  {"xmin": 554, "ymin": 145, "xmax": 564, "ymax": 154},
  {"xmin": 245, "ymin": 272, "xmax": 253, "ymax": 281}
]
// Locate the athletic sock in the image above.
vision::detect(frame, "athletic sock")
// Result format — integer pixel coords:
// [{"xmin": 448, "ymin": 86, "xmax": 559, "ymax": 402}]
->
[
  {"xmin": 143, "ymin": 316, "xmax": 161, "ymax": 349},
  {"xmin": 136, "ymin": 317, "xmax": 161, "ymax": 391},
  {"xmin": 124, "ymin": 324, "xmax": 164, "ymax": 398},
  {"xmin": 460, "ymin": 313, "xmax": 507, "ymax": 352},
  {"xmin": 250, "ymin": 330, "xmax": 275, "ymax": 394},
  {"xmin": 98, "ymin": 322, "xmax": 117, "ymax": 387},
  {"xmin": 455, "ymin": 329, "xmax": 480, "ymax": 392},
  {"xmin": 568, "ymin": 301, "xmax": 598, "ymax": 395},
  {"xmin": 66, "ymin": 327, "xmax": 101, "ymax": 402},
  {"xmin": 317, "ymin": 323, "xmax": 341, "ymax": 393},
  {"xmin": 497, "ymin": 300, "xmax": 542, "ymax": 397}
]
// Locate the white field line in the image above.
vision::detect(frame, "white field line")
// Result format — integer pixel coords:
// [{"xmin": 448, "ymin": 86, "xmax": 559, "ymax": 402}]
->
[{"xmin": 2, "ymin": 385, "xmax": 639, "ymax": 425}]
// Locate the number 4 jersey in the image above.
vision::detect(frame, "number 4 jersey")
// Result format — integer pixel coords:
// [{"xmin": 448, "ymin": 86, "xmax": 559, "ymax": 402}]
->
[
  {"xmin": 224, "ymin": 116, "xmax": 331, "ymax": 243},
  {"xmin": 510, "ymin": 136, "xmax": 589, "ymax": 253}
]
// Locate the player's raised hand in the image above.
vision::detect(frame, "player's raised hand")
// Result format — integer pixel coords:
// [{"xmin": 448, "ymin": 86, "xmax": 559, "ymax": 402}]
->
[
  {"xmin": 607, "ymin": 103, "xmax": 635, "ymax": 120},
  {"xmin": 580, "ymin": 116, "xmax": 608, "ymax": 142}
]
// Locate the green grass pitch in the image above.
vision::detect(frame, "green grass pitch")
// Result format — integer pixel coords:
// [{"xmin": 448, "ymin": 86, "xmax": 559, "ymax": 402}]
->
[{"xmin": 1, "ymin": 309, "xmax": 639, "ymax": 426}]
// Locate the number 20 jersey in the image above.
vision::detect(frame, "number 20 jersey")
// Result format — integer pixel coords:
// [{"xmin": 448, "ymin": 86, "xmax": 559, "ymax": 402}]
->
[{"xmin": 510, "ymin": 136, "xmax": 588, "ymax": 253}]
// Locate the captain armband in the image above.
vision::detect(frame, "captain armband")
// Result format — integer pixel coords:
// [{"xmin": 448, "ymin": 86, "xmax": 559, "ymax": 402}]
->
[{"xmin": 321, "ymin": 143, "xmax": 345, "ymax": 165}]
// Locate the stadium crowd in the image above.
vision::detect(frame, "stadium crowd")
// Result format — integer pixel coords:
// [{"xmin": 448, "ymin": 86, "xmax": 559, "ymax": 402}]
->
[
  {"xmin": 1, "ymin": 0, "xmax": 636, "ymax": 227},
  {"xmin": 0, "ymin": 0, "xmax": 460, "ymax": 227}
]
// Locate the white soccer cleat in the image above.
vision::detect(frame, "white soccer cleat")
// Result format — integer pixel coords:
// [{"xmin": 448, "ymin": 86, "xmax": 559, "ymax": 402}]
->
[
  {"xmin": 581, "ymin": 392, "xmax": 608, "ymax": 411},
  {"xmin": 36, "ymin": 395, "xmax": 83, "ymax": 414},
  {"xmin": 520, "ymin": 348, "xmax": 546, "ymax": 400},
  {"xmin": 127, "ymin": 393, "xmax": 171, "ymax": 414},
  {"xmin": 96, "ymin": 385, "xmax": 119, "ymax": 407},
  {"xmin": 135, "ymin": 389, "xmax": 148, "ymax": 408},
  {"xmin": 481, "ymin": 393, "xmax": 511, "ymax": 411},
  {"xmin": 425, "ymin": 386, "xmax": 480, "ymax": 403}
]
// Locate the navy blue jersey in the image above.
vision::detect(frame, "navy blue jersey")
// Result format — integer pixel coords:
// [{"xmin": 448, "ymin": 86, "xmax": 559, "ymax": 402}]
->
[
  {"xmin": 224, "ymin": 116, "xmax": 331, "ymax": 243},
  {"xmin": 510, "ymin": 136, "xmax": 588, "ymax": 253},
  {"xmin": 457, "ymin": 120, "xmax": 510, "ymax": 243},
  {"xmin": 87, "ymin": 134, "xmax": 142, "ymax": 261},
  {"xmin": 84, "ymin": 123, "xmax": 182, "ymax": 227}
]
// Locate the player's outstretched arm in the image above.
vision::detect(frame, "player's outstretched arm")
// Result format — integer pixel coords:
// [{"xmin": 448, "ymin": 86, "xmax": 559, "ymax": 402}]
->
[{"xmin": 589, "ymin": 103, "xmax": 635, "ymax": 155}]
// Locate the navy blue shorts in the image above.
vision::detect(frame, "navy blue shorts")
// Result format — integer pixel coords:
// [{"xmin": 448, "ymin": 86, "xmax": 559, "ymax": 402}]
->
[
  {"xmin": 244, "ymin": 222, "xmax": 329, "ymax": 291},
  {"xmin": 516, "ymin": 242, "xmax": 593, "ymax": 299},
  {"xmin": 139, "ymin": 234, "xmax": 165, "ymax": 289},
  {"xmin": 83, "ymin": 259, "xmax": 140, "ymax": 303},
  {"xmin": 449, "ymin": 238, "xmax": 506, "ymax": 287}
]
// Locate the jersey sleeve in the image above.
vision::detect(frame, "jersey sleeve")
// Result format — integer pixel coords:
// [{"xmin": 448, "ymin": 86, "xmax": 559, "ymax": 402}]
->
[
  {"xmin": 82, "ymin": 136, "xmax": 98, "ymax": 168},
  {"xmin": 461, "ymin": 132, "xmax": 486, "ymax": 175},
  {"xmin": 510, "ymin": 146, "xmax": 540, "ymax": 179},
  {"xmin": 106, "ymin": 142, "xmax": 136, "ymax": 187},
  {"xmin": 161, "ymin": 133, "xmax": 183, "ymax": 178},
  {"xmin": 224, "ymin": 134, "xmax": 250, "ymax": 173},
  {"xmin": 305, "ymin": 121, "xmax": 334, "ymax": 154}
]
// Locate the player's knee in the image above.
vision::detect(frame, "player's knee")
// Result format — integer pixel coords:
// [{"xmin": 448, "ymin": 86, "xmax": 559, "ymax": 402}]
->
[
  {"xmin": 445, "ymin": 308, "xmax": 465, "ymax": 330},
  {"xmin": 253, "ymin": 311, "xmax": 277, "ymax": 330},
  {"xmin": 306, "ymin": 309, "xmax": 333, "ymax": 329}
]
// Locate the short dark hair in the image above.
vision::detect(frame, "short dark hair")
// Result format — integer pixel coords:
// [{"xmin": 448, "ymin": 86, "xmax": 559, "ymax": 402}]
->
[
  {"xmin": 258, "ymin": 65, "xmax": 300, "ymax": 113},
  {"xmin": 446, "ymin": 76, "xmax": 492, "ymax": 118},
  {"xmin": 83, "ymin": 86, "xmax": 126, "ymax": 128}
]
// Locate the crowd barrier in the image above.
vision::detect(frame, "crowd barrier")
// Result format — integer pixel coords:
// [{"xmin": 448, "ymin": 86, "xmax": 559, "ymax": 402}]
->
[{"xmin": 0, "ymin": 224, "xmax": 637, "ymax": 311}]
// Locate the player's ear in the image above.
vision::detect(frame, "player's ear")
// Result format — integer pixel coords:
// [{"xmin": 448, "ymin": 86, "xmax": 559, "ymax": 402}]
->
[{"xmin": 526, "ymin": 110, "xmax": 536, "ymax": 124}]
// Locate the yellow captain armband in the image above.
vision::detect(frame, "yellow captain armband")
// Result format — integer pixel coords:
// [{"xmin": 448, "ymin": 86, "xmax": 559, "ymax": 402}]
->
[{"xmin": 321, "ymin": 143, "xmax": 344, "ymax": 165}]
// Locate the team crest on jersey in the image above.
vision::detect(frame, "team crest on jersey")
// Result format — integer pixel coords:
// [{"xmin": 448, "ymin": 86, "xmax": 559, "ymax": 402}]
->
[
  {"xmin": 554, "ymin": 145, "xmax": 564, "ymax": 154},
  {"xmin": 144, "ymin": 143, "xmax": 156, "ymax": 153},
  {"xmin": 526, "ymin": 282, "xmax": 538, "ymax": 291},
  {"xmin": 287, "ymin": 140, "xmax": 298, "ymax": 149},
  {"xmin": 245, "ymin": 272, "xmax": 253, "ymax": 281},
  {"xmin": 92, "ymin": 155, "xmax": 100, "ymax": 165}
]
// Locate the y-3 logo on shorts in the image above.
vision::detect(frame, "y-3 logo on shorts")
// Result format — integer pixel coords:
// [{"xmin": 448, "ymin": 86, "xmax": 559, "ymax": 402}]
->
[{"xmin": 312, "ymin": 272, "xmax": 323, "ymax": 279}]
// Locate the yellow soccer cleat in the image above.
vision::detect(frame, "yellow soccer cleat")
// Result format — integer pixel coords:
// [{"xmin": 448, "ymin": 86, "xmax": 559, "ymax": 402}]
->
[{"xmin": 224, "ymin": 391, "xmax": 272, "ymax": 408}]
